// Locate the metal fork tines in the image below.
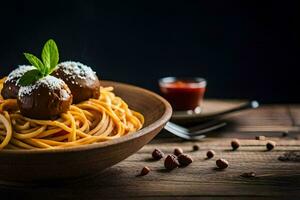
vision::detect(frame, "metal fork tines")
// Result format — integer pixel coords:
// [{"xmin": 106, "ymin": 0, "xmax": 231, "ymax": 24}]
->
[{"xmin": 164, "ymin": 121, "xmax": 227, "ymax": 140}]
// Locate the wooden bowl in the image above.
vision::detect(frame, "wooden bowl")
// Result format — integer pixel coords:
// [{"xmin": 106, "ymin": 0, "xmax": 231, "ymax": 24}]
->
[{"xmin": 0, "ymin": 81, "xmax": 172, "ymax": 182}]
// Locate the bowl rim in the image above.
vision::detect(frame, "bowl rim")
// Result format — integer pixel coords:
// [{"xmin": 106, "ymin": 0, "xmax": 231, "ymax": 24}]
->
[{"xmin": 0, "ymin": 80, "xmax": 172, "ymax": 155}]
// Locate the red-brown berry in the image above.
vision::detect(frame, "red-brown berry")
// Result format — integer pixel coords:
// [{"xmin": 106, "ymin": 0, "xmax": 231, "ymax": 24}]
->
[
  {"xmin": 164, "ymin": 154, "xmax": 179, "ymax": 170},
  {"xmin": 216, "ymin": 158, "xmax": 229, "ymax": 169},
  {"xmin": 140, "ymin": 166, "xmax": 150, "ymax": 176},
  {"xmin": 152, "ymin": 148, "xmax": 164, "ymax": 160},
  {"xmin": 174, "ymin": 147, "xmax": 183, "ymax": 156},
  {"xmin": 266, "ymin": 141, "xmax": 276, "ymax": 151},
  {"xmin": 178, "ymin": 154, "xmax": 193, "ymax": 166},
  {"xmin": 231, "ymin": 139, "xmax": 240, "ymax": 150},
  {"xmin": 255, "ymin": 135, "xmax": 266, "ymax": 140},
  {"xmin": 193, "ymin": 144, "xmax": 200, "ymax": 151},
  {"xmin": 206, "ymin": 150, "xmax": 215, "ymax": 159}
]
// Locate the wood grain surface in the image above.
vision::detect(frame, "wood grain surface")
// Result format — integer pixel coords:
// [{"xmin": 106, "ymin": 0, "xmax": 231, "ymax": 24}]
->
[{"xmin": 1, "ymin": 104, "xmax": 300, "ymax": 199}]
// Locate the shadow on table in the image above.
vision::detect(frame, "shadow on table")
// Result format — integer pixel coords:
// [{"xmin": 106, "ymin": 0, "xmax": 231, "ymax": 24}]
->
[
  {"xmin": 1, "ymin": 167, "xmax": 300, "ymax": 199},
  {"xmin": 0, "ymin": 167, "xmax": 128, "ymax": 199}
]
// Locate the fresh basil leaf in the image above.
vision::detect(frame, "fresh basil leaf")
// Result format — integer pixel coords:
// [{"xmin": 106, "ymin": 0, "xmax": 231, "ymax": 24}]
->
[
  {"xmin": 18, "ymin": 69, "xmax": 43, "ymax": 86},
  {"xmin": 24, "ymin": 53, "xmax": 45, "ymax": 74},
  {"xmin": 41, "ymin": 39, "xmax": 59, "ymax": 73}
]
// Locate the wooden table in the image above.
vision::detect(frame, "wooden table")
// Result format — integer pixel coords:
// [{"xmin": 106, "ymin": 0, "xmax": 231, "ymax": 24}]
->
[{"xmin": 1, "ymin": 104, "xmax": 300, "ymax": 199}]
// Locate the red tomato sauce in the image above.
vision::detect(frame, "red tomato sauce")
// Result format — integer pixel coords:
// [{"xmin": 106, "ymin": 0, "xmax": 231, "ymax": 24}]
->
[{"xmin": 160, "ymin": 80, "xmax": 206, "ymax": 111}]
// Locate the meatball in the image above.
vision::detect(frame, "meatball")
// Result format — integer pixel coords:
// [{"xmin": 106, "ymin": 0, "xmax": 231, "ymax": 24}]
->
[
  {"xmin": 52, "ymin": 61, "xmax": 100, "ymax": 103},
  {"xmin": 18, "ymin": 75, "xmax": 73, "ymax": 120},
  {"xmin": 1, "ymin": 65, "xmax": 35, "ymax": 99}
]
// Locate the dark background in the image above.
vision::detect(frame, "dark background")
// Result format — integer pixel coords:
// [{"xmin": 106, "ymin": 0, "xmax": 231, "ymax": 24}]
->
[{"xmin": 0, "ymin": 0, "xmax": 299, "ymax": 103}]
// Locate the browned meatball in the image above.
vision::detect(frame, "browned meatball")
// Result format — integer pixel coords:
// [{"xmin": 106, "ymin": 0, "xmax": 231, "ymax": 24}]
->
[
  {"xmin": 17, "ymin": 75, "xmax": 73, "ymax": 119},
  {"xmin": 52, "ymin": 61, "xmax": 100, "ymax": 103},
  {"xmin": 1, "ymin": 65, "xmax": 35, "ymax": 99}
]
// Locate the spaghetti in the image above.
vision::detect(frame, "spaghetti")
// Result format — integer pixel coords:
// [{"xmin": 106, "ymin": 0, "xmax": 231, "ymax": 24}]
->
[{"xmin": 0, "ymin": 77, "xmax": 144, "ymax": 150}]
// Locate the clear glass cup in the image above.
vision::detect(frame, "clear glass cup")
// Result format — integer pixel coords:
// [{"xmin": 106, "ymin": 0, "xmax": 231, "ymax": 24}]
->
[{"xmin": 159, "ymin": 77, "xmax": 207, "ymax": 112}]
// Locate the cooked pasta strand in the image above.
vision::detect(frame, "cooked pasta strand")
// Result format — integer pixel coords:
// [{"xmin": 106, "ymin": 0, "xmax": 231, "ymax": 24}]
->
[{"xmin": 0, "ymin": 77, "xmax": 144, "ymax": 150}]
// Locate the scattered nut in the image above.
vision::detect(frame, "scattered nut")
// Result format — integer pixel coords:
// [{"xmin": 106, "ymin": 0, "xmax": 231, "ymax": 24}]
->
[
  {"xmin": 206, "ymin": 150, "xmax": 215, "ymax": 159},
  {"xmin": 174, "ymin": 147, "xmax": 183, "ymax": 156},
  {"xmin": 231, "ymin": 139, "xmax": 240, "ymax": 150},
  {"xmin": 255, "ymin": 135, "xmax": 266, "ymax": 140},
  {"xmin": 266, "ymin": 141, "xmax": 276, "ymax": 151},
  {"xmin": 164, "ymin": 154, "xmax": 179, "ymax": 170},
  {"xmin": 152, "ymin": 148, "xmax": 164, "ymax": 160},
  {"xmin": 193, "ymin": 144, "xmax": 200, "ymax": 151},
  {"xmin": 178, "ymin": 154, "xmax": 193, "ymax": 166},
  {"xmin": 282, "ymin": 132, "xmax": 288, "ymax": 137},
  {"xmin": 216, "ymin": 158, "xmax": 229, "ymax": 169},
  {"xmin": 240, "ymin": 172, "xmax": 256, "ymax": 178},
  {"xmin": 140, "ymin": 166, "xmax": 150, "ymax": 176}
]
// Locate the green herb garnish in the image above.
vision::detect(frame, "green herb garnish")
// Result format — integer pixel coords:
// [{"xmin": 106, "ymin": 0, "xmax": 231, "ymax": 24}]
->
[{"xmin": 19, "ymin": 39, "xmax": 59, "ymax": 86}]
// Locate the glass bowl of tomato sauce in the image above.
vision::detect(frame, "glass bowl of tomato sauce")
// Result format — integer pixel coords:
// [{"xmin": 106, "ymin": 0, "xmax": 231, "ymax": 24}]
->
[{"xmin": 159, "ymin": 77, "xmax": 207, "ymax": 112}]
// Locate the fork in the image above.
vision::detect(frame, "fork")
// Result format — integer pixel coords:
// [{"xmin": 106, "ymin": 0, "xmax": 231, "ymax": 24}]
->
[
  {"xmin": 164, "ymin": 100, "xmax": 259, "ymax": 140},
  {"xmin": 165, "ymin": 120, "xmax": 227, "ymax": 140}
]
